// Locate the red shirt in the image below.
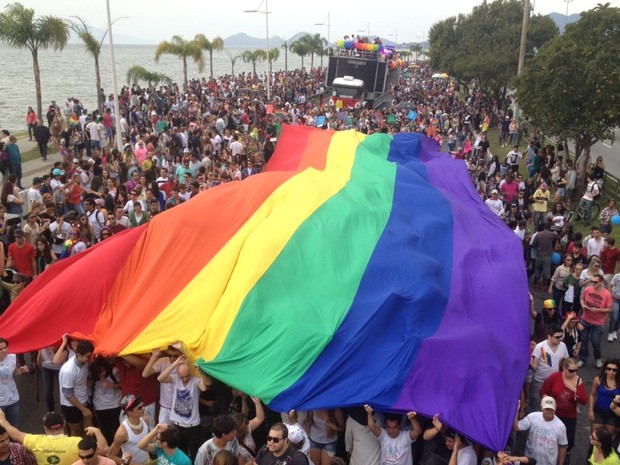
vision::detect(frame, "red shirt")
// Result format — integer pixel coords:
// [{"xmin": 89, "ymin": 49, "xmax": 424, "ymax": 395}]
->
[
  {"xmin": 8, "ymin": 242, "xmax": 36, "ymax": 276},
  {"xmin": 601, "ymin": 247, "xmax": 620, "ymax": 274},
  {"xmin": 541, "ymin": 371, "xmax": 587, "ymax": 418},
  {"xmin": 115, "ymin": 359, "xmax": 158, "ymax": 405}
]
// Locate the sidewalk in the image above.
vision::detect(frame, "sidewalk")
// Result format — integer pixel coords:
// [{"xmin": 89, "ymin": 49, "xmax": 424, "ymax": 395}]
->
[{"xmin": 15, "ymin": 135, "xmax": 61, "ymax": 187}]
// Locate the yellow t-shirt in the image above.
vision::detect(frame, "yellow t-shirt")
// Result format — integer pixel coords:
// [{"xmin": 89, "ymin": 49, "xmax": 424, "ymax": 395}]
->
[
  {"xmin": 23, "ymin": 434, "xmax": 81, "ymax": 465},
  {"xmin": 532, "ymin": 188, "xmax": 550, "ymax": 213}
]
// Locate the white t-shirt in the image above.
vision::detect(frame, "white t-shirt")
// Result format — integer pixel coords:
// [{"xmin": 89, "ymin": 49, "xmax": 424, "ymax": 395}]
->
[
  {"xmin": 195, "ymin": 437, "xmax": 239, "ymax": 465},
  {"xmin": 377, "ymin": 429, "xmax": 414, "ymax": 465},
  {"xmin": 457, "ymin": 446, "xmax": 477, "ymax": 465},
  {"xmin": 518, "ymin": 413, "xmax": 567, "ymax": 465},
  {"xmin": 93, "ymin": 370, "xmax": 122, "ymax": 411},
  {"xmin": 0, "ymin": 354, "xmax": 19, "ymax": 406},
  {"xmin": 151, "ymin": 358, "xmax": 176, "ymax": 409},
  {"xmin": 531, "ymin": 340, "xmax": 569, "ymax": 383},
  {"xmin": 485, "ymin": 198, "xmax": 503, "ymax": 216},
  {"xmin": 169, "ymin": 375, "xmax": 201, "ymax": 426},
  {"xmin": 59, "ymin": 356, "xmax": 90, "ymax": 406}
]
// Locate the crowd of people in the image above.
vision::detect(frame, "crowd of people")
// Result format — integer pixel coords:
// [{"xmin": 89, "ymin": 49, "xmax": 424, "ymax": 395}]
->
[{"xmin": 0, "ymin": 52, "xmax": 618, "ymax": 465}]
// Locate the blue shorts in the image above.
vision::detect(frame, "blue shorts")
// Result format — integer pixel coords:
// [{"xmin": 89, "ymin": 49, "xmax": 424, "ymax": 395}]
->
[{"xmin": 309, "ymin": 439, "xmax": 337, "ymax": 455}]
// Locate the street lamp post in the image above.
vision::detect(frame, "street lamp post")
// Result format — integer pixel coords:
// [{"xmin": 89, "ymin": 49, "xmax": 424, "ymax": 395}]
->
[
  {"xmin": 314, "ymin": 12, "xmax": 331, "ymax": 45},
  {"xmin": 105, "ymin": 0, "xmax": 123, "ymax": 152},
  {"xmin": 564, "ymin": 0, "xmax": 573, "ymax": 28},
  {"xmin": 388, "ymin": 28, "xmax": 398, "ymax": 47},
  {"xmin": 244, "ymin": 0, "xmax": 271, "ymax": 101}
]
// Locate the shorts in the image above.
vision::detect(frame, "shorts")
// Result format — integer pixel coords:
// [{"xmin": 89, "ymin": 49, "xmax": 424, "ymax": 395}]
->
[
  {"xmin": 594, "ymin": 407, "xmax": 620, "ymax": 427},
  {"xmin": 309, "ymin": 439, "xmax": 337, "ymax": 456},
  {"xmin": 62, "ymin": 405, "xmax": 86, "ymax": 424}
]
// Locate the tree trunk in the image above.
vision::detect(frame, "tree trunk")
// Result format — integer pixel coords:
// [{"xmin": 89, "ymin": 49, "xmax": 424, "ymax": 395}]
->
[
  {"xmin": 32, "ymin": 49, "xmax": 43, "ymax": 120},
  {"xmin": 310, "ymin": 53, "xmax": 314, "ymax": 69},
  {"xmin": 95, "ymin": 55, "xmax": 102, "ymax": 112},
  {"xmin": 285, "ymin": 49, "xmax": 288, "ymax": 73},
  {"xmin": 182, "ymin": 57, "xmax": 188, "ymax": 87},
  {"xmin": 252, "ymin": 62, "xmax": 257, "ymax": 76},
  {"xmin": 209, "ymin": 51, "xmax": 214, "ymax": 79},
  {"xmin": 301, "ymin": 56, "xmax": 305, "ymax": 69}
]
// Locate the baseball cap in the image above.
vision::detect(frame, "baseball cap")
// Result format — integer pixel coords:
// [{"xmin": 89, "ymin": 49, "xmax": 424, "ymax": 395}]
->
[
  {"xmin": 541, "ymin": 396, "xmax": 556, "ymax": 411},
  {"xmin": 44, "ymin": 411, "xmax": 65, "ymax": 429},
  {"xmin": 543, "ymin": 299, "xmax": 556, "ymax": 309},
  {"xmin": 287, "ymin": 424, "xmax": 309, "ymax": 453},
  {"xmin": 52, "ymin": 168, "xmax": 64, "ymax": 176},
  {"xmin": 491, "ymin": 189, "xmax": 499, "ymax": 195}
]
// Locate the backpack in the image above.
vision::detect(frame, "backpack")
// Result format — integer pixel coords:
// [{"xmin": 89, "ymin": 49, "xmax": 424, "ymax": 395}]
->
[{"xmin": 589, "ymin": 182, "xmax": 601, "ymax": 200}]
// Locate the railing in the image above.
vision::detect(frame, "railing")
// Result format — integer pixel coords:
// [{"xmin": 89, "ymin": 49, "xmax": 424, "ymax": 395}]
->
[{"xmin": 603, "ymin": 171, "xmax": 620, "ymax": 201}]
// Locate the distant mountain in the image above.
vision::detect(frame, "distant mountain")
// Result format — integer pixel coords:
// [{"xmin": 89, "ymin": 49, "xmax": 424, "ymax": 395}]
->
[
  {"xmin": 222, "ymin": 31, "xmax": 315, "ymax": 48},
  {"xmin": 548, "ymin": 12, "xmax": 581, "ymax": 34}
]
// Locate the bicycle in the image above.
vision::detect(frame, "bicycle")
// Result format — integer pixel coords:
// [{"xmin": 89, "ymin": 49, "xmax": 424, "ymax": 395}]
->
[{"xmin": 565, "ymin": 200, "xmax": 600, "ymax": 224}]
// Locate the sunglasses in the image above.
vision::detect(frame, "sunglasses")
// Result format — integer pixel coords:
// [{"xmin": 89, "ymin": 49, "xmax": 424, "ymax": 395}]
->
[
  {"xmin": 79, "ymin": 452, "xmax": 96, "ymax": 460},
  {"xmin": 566, "ymin": 368, "xmax": 578, "ymax": 373},
  {"xmin": 267, "ymin": 436, "xmax": 283, "ymax": 444},
  {"xmin": 607, "ymin": 367, "xmax": 619, "ymax": 372}
]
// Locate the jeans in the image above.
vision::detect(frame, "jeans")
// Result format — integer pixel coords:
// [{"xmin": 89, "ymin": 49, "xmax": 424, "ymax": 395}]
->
[
  {"xmin": 579, "ymin": 197, "xmax": 594, "ymax": 224},
  {"xmin": 609, "ymin": 300, "xmax": 620, "ymax": 334},
  {"xmin": 580, "ymin": 320, "xmax": 604, "ymax": 363},
  {"xmin": 38, "ymin": 143, "xmax": 48, "ymax": 160},
  {"xmin": 0, "ymin": 400, "xmax": 20, "ymax": 427},
  {"xmin": 534, "ymin": 255, "xmax": 551, "ymax": 282},
  {"xmin": 176, "ymin": 424, "xmax": 201, "ymax": 459},
  {"xmin": 42, "ymin": 367, "xmax": 59, "ymax": 412}
]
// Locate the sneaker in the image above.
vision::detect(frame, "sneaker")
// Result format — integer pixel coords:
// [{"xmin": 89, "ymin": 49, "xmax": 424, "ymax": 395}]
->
[
  {"xmin": 577, "ymin": 360, "xmax": 584, "ymax": 368},
  {"xmin": 614, "ymin": 331, "xmax": 618, "ymax": 340},
  {"xmin": 596, "ymin": 359, "xmax": 603, "ymax": 368},
  {"xmin": 608, "ymin": 333, "xmax": 614, "ymax": 342}
]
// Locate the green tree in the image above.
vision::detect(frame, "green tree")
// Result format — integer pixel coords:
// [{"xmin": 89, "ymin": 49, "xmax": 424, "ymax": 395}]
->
[
  {"xmin": 241, "ymin": 49, "xmax": 267, "ymax": 76},
  {"xmin": 225, "ymin": 50, "xmax": 241, "ymax": 76},
  {"xmin": 0, "ymin": 2, "xmax": 69, "ymax": 118},
  {"xmin": 409, "ymin": 43, "xmax": 423, "ymax": 61},
  {"xmin": 194, "ymin": 34, "xmax": 224, "ymax": 79},
  {"xmin": 154, "ymin": 34, "xmax": 205, "ymax": 86},
  {"xmin": 281, "ymin": 40, "xmax": 289, "ymax": 72},
  {"xmin": 289, "ymin": 38, "xmax": 310, "ymax": 69},
  {"xmin": 126, "ymin": 65, "xmax": 171, "ymax": 86},
  {"xmin": 69, "ymin": 17, "xmax": 116, "ymax": 112},
  {"xmin": 428, "ymin": 0, "xmax": 558, "ymax": 104},
  {"xmin": 516, "ymin": 3, "xmax": 620, "ymax": 177},
  {"xmin": 267, "ymin": 47, "xmax": 279, "ymax": 69}
]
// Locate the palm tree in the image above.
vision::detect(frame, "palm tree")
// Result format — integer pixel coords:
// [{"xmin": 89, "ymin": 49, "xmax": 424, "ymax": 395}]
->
[
  {"xmin": 289, "ymin": 39, "xmax": 309, "ymax": 69},
  {"xmin": 69, "ymin": 16, "xmax": 116, "ymax": 112},
  {"xmin": 224, "ymin": 50, "xmax": 241, "ymax": 76},
  {"xmin": 0, "ymin": 3, "xmax": 69, "ymax": 118},
  {"xmin": 409, "ymin": 44, "xmax": 423, "ymax": 61},
  {"xmin": 126, "ymin": 65, "xmax": 171, "ymax": 86},
  {"xmin": 241, "ymin": 49, "xmax": 267, "ymax": 76},
  {"xmin": 194, "ymin": 34, "xmax": 224, "ymax": 79},
  {"xmin": 281, "ymin": 40, "xmax": 289, "ymax": 73},
  {"xmin": 267, "ymin": 48, "xmax": 279, "ymax": 69},
  {"xmin": 308, "ymin": 33, "xmax": 327, "ymax": 70},
  {"xmin": 154, "ymin": 35, "xmax": 204, "ymax": 86}
]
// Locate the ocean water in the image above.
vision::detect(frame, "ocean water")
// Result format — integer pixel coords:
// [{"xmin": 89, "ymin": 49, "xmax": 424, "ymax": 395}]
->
[{"xmin": 0, "ymin": 43, "xmax": 307, "ymax": 133}]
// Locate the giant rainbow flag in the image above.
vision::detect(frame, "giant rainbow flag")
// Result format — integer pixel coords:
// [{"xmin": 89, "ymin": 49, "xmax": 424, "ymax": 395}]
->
[{"xmin": 0, "ymin": 125, "xmax": 529, "ymax": 451}]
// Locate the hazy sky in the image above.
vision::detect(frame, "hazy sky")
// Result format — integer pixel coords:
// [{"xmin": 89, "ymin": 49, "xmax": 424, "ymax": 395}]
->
[{"xmin": 10, "ymin": 0, "xmax": 602, "ymax": 43}]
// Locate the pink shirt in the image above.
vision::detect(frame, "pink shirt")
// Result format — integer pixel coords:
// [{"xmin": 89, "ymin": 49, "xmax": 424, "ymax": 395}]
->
[{"xmin": 581, "ymin": 286, "xmax": 613, "ymax": 325}]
